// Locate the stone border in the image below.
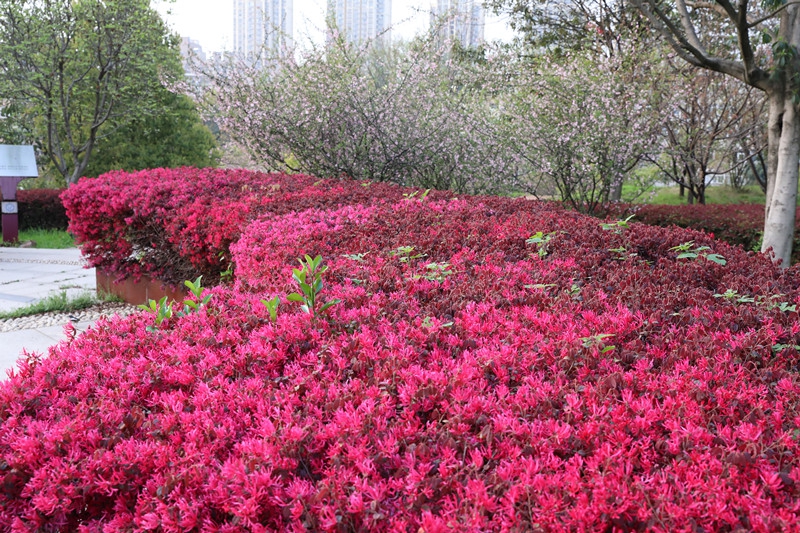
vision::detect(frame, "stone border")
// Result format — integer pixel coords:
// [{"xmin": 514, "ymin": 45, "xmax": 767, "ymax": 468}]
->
[{"xmin": 0, "ymin": 302, "xmax": 139, "ymax": 332}]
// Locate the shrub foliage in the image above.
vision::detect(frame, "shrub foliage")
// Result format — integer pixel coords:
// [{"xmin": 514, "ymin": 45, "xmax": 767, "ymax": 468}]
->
[
  {"xmin": 612, "ymin": 203, "xmax": 800, "ymax": 264},
  {"xmin": 5, "ymin": 189, "xmax": 69, "ymax": 231},
  {"xmin": 60, "ymin": 168, "xmax": 452, "ymax": 286},
  {"xmin": 5, "ymin": 169, "xmax": 800, "ymax": 531}
]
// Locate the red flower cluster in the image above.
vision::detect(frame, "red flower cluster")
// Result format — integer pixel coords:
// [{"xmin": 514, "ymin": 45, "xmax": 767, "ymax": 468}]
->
[
  {"xmin": 609, "ymin": 203, "xmax": 800, "ymax": 264},
  {"xmin": 60, "ymin": 168, "xmax": 452, "ymax": 285},
  {"xmin": 4, "ymin": 172, "xmax": 800, "ymax": 531}
]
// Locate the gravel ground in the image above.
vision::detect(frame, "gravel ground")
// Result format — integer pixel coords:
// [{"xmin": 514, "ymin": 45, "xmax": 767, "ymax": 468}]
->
[{"xmin": 0, "ymin": 302, "xmax": 140, "ymax": 332}]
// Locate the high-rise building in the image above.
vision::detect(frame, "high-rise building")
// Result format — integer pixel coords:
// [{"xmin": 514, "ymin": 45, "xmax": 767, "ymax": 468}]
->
[
  {"xmin": 233, "ymin": 0, "xmax": 293, "ymax": 60},
  {"xmin": 327, "ymin": 0, "xmax": 392, "ymax": 44},
  {"xmin": 431, "ymin": 0, "xmax": 484, "ymax": 49},
  {"xmin": 180, "ymin": 37, "xmax": 208, "ymax": 87}
]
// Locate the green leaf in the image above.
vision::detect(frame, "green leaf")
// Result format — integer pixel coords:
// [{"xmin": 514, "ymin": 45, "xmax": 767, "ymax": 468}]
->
[
  {"xmin": 670, "ymin": 241, "xmax": 694, "ymax": 252},
  {"xmin": 525, "ymin": 283, "xmax": 557, "ymax": 290},
  {"xmin": 705, "ymin": 254, "xmax": 727, "ymax": 265},
  {"xmin": 298, "ymin": 281, "xmax": 313, "ymax": 297},
  {"xmin": 261, "ymin": 296, "xmax": 280, "ymax": 322},
  {"xmin": 138, "ymin": 299, "xmax": 158, "ymax": 312},
  {"xmin": 318, "ymin": 299, "xmax": 341, "ymax": 314},
  {"xmin": 286, "ymin": 293, "xmax": 305, "ymax": 303},
  {"xmin": 184, "ymin": 276, "xmax": 203, "ymax": 298}
]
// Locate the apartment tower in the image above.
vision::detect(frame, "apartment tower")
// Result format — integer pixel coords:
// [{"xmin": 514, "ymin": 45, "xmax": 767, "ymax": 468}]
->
[
  {"xmin": 327, "ymin": 0, "xmax": 392, "ymax": 44},
  {"xmin": 432, "ymin": 0, "xmax": 485, "ymax": 48},
  {"xmin": 233, "ymin": 0, "xmax": 294, "ymax": 59}
]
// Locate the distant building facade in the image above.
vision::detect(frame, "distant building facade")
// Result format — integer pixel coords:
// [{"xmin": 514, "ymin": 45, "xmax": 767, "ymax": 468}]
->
[
  {"xmin": 233, "ymin": 0, "xmax": 293, "ymax": 59},
  {"xmin": 327, "ymin": 0, "xmax": 392, "ymax": 44},
  {"xmin": 431, "ymin": 0, "xmax": 485, "ymax": 48},
  {"xmin": 179, "ymin": 37, "xmax": 207, "ymax": 87},
  {"xmin": 180, "ymin": 37, "xmax": 207, "ymax": 64}
]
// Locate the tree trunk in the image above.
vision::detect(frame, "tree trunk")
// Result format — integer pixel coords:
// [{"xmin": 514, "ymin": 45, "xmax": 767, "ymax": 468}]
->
[
  {"xmin": 761, "ymin": 89, "xmax": 800, "ymax": 266},
  {"xmin": 765, "ymin": 89, "xmax": 784, "ymax": 217},
  {"xmin": 609, "ymin": 179, "xmax": 623, "ymax": 201}
]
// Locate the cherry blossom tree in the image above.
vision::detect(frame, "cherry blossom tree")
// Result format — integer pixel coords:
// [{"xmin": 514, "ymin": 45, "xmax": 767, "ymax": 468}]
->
[
  {"xmin": 499, "ymin": 50, "xmax": 665, "ymax": 213},
  {"xmin": 651, "ymin": 65, "xmax": 767, "ymax": 204},
  {"xmin": 203, "ymin": 34, "xmax": 527, "ymax": 194},
  {"xmin": 492, "ymin": 0, "xmax": 800, "ymax": 265}
]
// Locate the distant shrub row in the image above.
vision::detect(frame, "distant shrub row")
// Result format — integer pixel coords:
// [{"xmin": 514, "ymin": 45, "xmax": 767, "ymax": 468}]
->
[
  {"xmin": 0, "ymin": 189, "xmax": 68, "ymax": 232},
  {"xmin": 610, "ymin": 203, "xmax": 800, "ymax": 264}
]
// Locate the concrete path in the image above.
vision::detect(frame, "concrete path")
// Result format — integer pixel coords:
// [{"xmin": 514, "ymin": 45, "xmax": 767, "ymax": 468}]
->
[{"xmin": 0, "ymin": 248, "xmax": 97, "ymax": 378}]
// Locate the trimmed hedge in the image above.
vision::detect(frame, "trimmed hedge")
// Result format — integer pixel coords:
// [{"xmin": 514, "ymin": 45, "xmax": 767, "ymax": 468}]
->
[
  {"xmin": 61, "ymin": 168, "xmax": 453, "ymax": 286},
  {"xmin": 0, "ymin": 189, "xmax": 69, "ymax": 232},
  {"xmin": 3, "ymin": 170, "xmax": 800, "ymax": 530},
  {"xmin": 610, "ymin": 203, "xmax": 800, "ymax": 264}
]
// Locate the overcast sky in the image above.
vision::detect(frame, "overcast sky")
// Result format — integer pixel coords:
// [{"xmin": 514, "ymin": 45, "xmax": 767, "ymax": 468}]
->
[{"xmin": 153, "ymin": 0, "xmax": 514, "ymax": 53}]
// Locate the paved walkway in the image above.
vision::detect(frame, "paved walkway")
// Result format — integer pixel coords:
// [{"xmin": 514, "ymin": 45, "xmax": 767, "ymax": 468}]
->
[{"xmin": 0, "ymin": 248, "xmax": 98, "ymax": 378}]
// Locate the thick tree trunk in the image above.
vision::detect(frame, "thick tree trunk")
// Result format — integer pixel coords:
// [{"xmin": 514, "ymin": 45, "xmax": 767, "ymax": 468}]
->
[
  {"xmin": 765, "ymin": 89, "xmax": 784, "ymax": 216},
  {"xmin": 761, "ymin": 90, "xmax": 800, "ymax": 266}
]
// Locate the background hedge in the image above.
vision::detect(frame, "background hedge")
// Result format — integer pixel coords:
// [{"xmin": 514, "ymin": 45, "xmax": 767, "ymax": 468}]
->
[{"xmin": 0, "ymin": 189, "xmax": 69, "ymax": 232}]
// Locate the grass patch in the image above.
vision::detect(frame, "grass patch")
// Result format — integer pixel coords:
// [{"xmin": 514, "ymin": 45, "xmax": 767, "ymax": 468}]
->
[
  {"xmin": 637, "ymin": 185, "xmax": 771, "ymax": 205},
  {"xmin": 17, "ymin": 228, "xmax": 75, "ymax": 249},
  {"xmin": 0, "ymin": 290, "xmax": 101, "ymax": 319}
]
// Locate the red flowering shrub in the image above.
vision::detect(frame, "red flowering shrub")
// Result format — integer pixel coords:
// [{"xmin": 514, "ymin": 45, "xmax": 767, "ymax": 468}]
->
[
  {"xmin": 5, "ymin": 190, "xmax": 800, "ymax": 531},
  {"xmin": 61, "ymin": 168, "xmax": 452, "ymax": 285},
  {"xmin": 610, "ymin": 203, "xmax": 800, "ymax": 264}
]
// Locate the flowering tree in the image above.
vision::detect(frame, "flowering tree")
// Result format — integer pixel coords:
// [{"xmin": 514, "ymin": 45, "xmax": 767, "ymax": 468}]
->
[
  {"xmin": 493, "ymin": 0, "xmax": 800, "ymax": 265},
  {"xmin": 486, "ymin": 0, "xmax": 650, "ymax": 57},
  {"xmin": 204, "ymin": 34, "xmax": 528, "ymax": 194},
  {"xmin": 650, "ymin": 66, "xmax": 767, "ymax": 204},
  {"xmin": 500, "ymin": 51, "xmax": 664, "ymax": 213}
]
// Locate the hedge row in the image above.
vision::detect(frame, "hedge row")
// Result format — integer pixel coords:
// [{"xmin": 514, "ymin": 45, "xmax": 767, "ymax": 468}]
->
[
  {"xmin": 61, "ymin": 168, "xmax": 453, "ymax": 285},
  {"xmin": 0, "ymin": 189, "xmax": 68, "ymax": 232},
  {"xmin": 610, "ymin": 203, "xmax": 800, "ymax": 264},
  {"xmin": 3, "ymin": 170, "xmax": 800, "ymax": 531}
]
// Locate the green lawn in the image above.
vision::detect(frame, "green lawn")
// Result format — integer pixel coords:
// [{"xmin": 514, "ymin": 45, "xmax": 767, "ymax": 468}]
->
[
  {"xmin": 16, "ymin": 228, "xmax": 75, "ymax": 249},
  {"xmin": 641, "ymin": 185, "xmax": 767, "ymax": 205}
]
